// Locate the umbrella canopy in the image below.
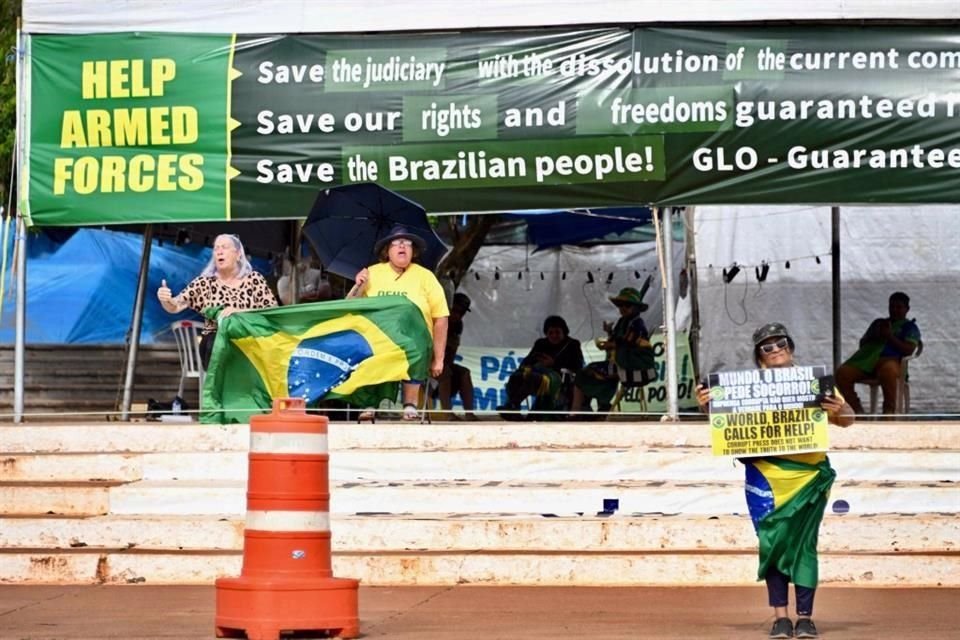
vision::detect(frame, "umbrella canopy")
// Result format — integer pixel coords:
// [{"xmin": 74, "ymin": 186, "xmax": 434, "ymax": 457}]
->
[{"xmin": 302, "ymin": 183, "xmax": 448, "ymax": 279}]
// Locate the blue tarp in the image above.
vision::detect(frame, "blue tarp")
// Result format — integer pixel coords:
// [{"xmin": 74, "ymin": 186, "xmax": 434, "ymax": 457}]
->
[
  {"xmin": 1, "ymin": 228, "xmax": 224, "ymax": 344},
  {"xmin": 508, "ymin": 207, "xmax": 653, "ymax": 250}
]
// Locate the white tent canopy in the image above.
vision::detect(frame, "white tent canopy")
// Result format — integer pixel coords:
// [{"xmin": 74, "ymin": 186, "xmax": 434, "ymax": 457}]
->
[
  {"xmin": 460, "ymin": 240, "xmax": 686, "ymax": 350},
  {"xmin": 21, "ymin": 0, "xmax": 960, "ymax": 35},
  {"xmin": 693, "ymin": 205, "xmax": 959, "ymax": 414}
]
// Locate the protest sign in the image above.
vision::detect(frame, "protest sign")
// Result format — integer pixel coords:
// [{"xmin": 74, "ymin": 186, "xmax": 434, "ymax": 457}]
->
[{"xmin": 707, "ymin": 365, "xmax": 832, "ymax": 456}]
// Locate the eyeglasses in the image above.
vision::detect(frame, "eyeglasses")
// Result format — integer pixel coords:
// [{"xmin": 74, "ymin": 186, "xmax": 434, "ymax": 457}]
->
[
  {"xmin": 758, "ymin": 337, "xmax": 789, "ymax": 354},
  {"xmin": 390, "ymin": 239, "xmax": 414, "ymax": 247}
]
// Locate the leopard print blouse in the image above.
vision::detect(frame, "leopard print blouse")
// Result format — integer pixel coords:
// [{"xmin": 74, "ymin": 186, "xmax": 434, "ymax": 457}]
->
[{"xmin": 177, "ymin": 272, "xmax": 278, "ymax": 334}]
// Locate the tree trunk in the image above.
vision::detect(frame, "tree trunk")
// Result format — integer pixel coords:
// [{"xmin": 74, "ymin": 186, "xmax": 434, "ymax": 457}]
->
[{"xmin": 435, "ymin": 215, "xmax": 500, "ymax": 288}]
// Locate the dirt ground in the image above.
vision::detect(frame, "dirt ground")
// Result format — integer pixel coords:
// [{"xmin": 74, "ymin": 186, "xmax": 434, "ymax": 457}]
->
[{"xmin": 0, "ymin": 585, "xmax": 955, "ymax": 639}]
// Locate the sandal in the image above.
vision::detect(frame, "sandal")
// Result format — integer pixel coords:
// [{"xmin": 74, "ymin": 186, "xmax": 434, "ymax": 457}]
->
[{"xmin": 401, "ymin": 403, "xmax": 419, "ymax": 422}]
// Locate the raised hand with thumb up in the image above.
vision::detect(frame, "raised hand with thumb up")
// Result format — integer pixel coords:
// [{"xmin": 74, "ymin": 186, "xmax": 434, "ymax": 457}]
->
[{"xmin": 157, "ymin": 278, "xmax": 181, "ymax": 313}]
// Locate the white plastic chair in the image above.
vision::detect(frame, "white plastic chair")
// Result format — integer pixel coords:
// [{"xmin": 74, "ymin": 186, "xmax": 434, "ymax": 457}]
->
[
  {"xmin": 856, "ymin": 341, "xmax": 923, "ymax": 415},
  {"xmin": 610, "ymin": 365, "xmax": 655, "ymax": 413},
  {"xmin": 171, "ymin": 319, "xmax": 206, "ymax": 410}
]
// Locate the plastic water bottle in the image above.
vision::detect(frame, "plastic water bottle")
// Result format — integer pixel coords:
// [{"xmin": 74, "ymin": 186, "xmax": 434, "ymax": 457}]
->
[{"xmin": 172, "ymin": 397, "xmax": 182, "ymax": 415}]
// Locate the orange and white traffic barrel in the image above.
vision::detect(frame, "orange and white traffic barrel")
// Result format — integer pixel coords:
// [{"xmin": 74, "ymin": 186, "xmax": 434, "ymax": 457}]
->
[{"xmin": 215, "ymin": 398, "xmax": 359, "ymax": 640}]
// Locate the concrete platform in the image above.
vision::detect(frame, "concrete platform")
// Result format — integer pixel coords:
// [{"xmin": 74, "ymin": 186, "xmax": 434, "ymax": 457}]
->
[
  {"xmin": 1, "ymin": 513, "xmax": 956, "ymax": 586},
  {"xmin": 0, "ymin": 585, "xmax": 956, "ymax": 639},
  {"xmin": 3, "ymin": 513, "xmax": 953, "ymax": 553},
  {"xmin": 4, "ymin": 420, "xmax": 958, "ymax": 453},
  {"xmin": 2, "ymin": 420, "xmax": 957, "ymax": 587}
]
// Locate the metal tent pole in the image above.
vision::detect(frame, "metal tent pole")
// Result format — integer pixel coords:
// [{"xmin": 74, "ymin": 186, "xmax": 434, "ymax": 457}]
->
[
  {"xmin": 12, "ymin": 21, "xmax": 25, "ymax": 424},
  {"xmin": 13, "ymin": 215, "xmax": 26, "ymax": 423},
  {"xmin": 660, "ymin": 208, "xmax": 679, "ymax": 420},
  {"xmin": 684, "ymin": 207, "xmax": 701, "ymax": 377},
  {"xmin": 831, "ymin": 206, "xmax": 841, "ymax": 371},
  {"xmin": 120, "ymin": 225, "xmax": 153, "ymax": 421}
]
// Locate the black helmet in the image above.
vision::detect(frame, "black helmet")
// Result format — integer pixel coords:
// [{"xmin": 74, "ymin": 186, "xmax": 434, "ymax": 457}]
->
[{"xmin": 752, "ymin": 322, "xmax": 791, "ymax": 346}]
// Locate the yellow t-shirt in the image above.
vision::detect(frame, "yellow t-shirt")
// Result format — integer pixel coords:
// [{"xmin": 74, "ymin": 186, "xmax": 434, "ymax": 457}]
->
[{"xmin": 364, "ymin": 262, "xmax": 449, "ymax": 334}]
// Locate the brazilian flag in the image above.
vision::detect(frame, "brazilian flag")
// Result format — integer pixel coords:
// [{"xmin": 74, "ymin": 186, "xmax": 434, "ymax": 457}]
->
[
  {"xmin": 202, "ymin": 296, "xmax": 431, "ymax": 424},
  {"xmin": 743, "ymin": 455, "xmax": 836, "ymax": 588}
]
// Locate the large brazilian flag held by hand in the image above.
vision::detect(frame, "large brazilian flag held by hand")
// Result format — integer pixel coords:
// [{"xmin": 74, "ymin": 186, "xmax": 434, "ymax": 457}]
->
[{"xmin": 202, "ymin": 296, "xmax": 431, "ymax": 424}]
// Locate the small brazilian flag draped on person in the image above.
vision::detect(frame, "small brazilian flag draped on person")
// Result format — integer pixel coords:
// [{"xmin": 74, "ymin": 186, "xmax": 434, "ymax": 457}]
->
[
  {"xmin": 201, "ymin": 296, "xmax": 432, "ymax": 424},
  {"xmin": 744, "ymin": 455, "xmax": 836, "ymax": 588}
]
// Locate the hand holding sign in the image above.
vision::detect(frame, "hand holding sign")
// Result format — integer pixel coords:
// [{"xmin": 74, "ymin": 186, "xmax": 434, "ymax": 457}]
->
[
  {"xmin": 695, "ymin": 381, "xmax": 712, "ymax": 411},
  {"xmin": 706, "ymin": 366, "xmax": 833, "ymax": 457}
]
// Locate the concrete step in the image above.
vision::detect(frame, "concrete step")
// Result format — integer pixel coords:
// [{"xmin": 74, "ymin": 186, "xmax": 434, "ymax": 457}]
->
[
  {"xmin": 1, "ymin": 514, "xmax": 954, "ymax": 554},
  {"xmin": 0, "ymin": 345, "xmax": 186, "ymax": 415},
  {"xmin": 0, "ymin": 547, "xmax": 955, "ymax": 587},
  {"xmin": 0, "ymin": 372, "xmax": 183, "ymax": 386},
  {"xmin": 0, "ymin": 483, "xmax": 117, "ymax": 516},
  {"xmin": 4, "ymin": 422, "xmax": 959, "ymax": 454},
  {"xmin": 90, "ymin": 478, "xmax": 959, "ymax": 517},
  {"xmin": 0, "ymin": 424, "xmax": 247, "ymax": 454},
  {"xmin": 2, "ymin": 448, "xmax": 956, "ymax": 483}
]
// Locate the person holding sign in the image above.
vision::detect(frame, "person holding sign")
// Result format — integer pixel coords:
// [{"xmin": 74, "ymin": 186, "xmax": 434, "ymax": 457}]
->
[
  {"xmin": 696, "ymin": 322, "xmax": 853, "ymax": 640},
  {"xmin": 569, "ymin": 283, "xmax": 656, "ymax": 417},
  {"xmin": 835, "ymin": 291, "xmax": 921, "ymax": 415}
]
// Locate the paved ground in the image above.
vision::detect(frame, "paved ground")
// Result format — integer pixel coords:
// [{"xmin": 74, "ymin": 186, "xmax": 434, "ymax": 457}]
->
[{"xmin": 0, "ymin": 585, "xmax": 955, "ymax": 639}]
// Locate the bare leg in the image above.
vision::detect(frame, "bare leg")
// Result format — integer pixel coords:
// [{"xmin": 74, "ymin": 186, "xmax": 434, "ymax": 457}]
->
[
  {"xmin": 569, "ymin": 386, "xmax": 585, "ymax": 414},
  {"xmin": 402, "ymin": 382, "xmax": 419, "ymax": 407},
  {"xmin": 835, "ymin": 363, "xmax": 868, "ymax": 414},
  {"xmin": 461, "ymin": 371, "xmax": 476, "ymax": 416},
  {"xmin": 875, "ymin": 357, "xmax": 903, "ymax": 414},
  {"xmin": 437, "ymin": 372, "xmax": 453, "ymax": 411}
]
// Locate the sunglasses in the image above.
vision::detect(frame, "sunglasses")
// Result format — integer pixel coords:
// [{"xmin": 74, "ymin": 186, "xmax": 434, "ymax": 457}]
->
[
  {"xmin": 390, "ymin": 239, "xmax": 414, "ymax": 247},
  {"xmin": 758, "ymin": 337, "xmax": 789, "ymax": 354}
]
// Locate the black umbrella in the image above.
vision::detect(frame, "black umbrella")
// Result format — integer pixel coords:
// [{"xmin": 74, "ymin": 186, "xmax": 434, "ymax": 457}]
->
[{"xmin": 302, "ymin": 183, "xmax": 448, "ymax": 279}]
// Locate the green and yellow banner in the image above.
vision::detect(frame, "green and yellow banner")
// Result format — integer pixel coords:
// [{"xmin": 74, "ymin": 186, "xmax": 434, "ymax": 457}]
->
[
  {"xmin": 22, "ymin": 27, "xmax": 960, "ymax": 226},
  {"xmin": 202, "ymin": 296, "xmax": 431, "ymax": 424}
]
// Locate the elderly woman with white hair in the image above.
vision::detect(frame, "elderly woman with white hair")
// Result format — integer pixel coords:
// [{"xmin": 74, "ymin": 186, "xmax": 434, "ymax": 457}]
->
[{"xmin": 157, "ymin": 233, "xmax": 278, "ymax": 368}]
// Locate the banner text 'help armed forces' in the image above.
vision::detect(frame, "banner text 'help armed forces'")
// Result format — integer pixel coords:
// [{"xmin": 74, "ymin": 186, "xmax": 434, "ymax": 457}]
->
[{"xmin": 24, "ymin": 28, "xmax": 960, "ymax": 226}]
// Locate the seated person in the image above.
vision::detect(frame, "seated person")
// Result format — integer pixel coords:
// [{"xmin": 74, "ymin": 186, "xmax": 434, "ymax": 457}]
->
[
  {"xmin": 570, "ymin": 285, "xmax": 656, "ymax": 416},
  {"xmin": 498, "ymin": 315, "xmax": 584, "ymax": 419},
  {"xmin": 277, "ymin": 256, "xmax": 331, "ymax": 305},
  {"xmin": 437, "ymin": 292, "xmax": 477, "ymax": 420},
  {"xmin": 836, "ymin": 291, "xmax": 921, "ymax": 414}
]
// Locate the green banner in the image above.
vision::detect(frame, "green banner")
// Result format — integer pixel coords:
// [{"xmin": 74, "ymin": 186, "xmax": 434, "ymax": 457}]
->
[
  {"xmin": 26, "ymin": 33, "xmax": 235, "ymax": 225},
  {"xmin": 23, "ymin": 27, "xmax": 960, "ymax": 226}
]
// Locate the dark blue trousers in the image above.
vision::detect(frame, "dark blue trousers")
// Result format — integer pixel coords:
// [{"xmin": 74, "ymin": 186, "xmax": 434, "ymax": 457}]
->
[{"xmin": 766, "ymin": 568, "xmax": 815, "ymax": 616}]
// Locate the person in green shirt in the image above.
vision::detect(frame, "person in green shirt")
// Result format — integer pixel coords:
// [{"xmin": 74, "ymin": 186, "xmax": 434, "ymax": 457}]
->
[
  {"xmin": 569, "ymin": 283, "xmax": 656, "ymax": 417},
  {"xmin": 836, "ymin": 291, "xmax": 921, "ymax": 414}
]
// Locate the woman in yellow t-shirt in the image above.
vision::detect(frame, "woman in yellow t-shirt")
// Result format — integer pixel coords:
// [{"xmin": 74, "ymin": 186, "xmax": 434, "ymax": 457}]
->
[{"xmin": 349, "ymin": 224, "xmax": 449, "ymax": 421}]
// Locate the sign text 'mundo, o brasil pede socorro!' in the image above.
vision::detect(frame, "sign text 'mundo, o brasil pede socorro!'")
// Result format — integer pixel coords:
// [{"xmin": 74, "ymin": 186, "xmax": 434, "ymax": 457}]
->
[
  {"xmin": 707, "ymin": 365, "xmax": 833, "ymax": 457},
  {"xmin": 21, "ymin": 27, "xmax": 960, "ymax": 226}
]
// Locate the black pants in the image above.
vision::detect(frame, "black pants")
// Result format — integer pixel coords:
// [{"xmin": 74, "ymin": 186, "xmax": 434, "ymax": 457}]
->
[
  {"xmin": 199, "ymin": 331, "xmax": 216, "ymax": 370},
  {"xmin": 766, "ymin": 567, "xmax": 815, "ymax": 616}
]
